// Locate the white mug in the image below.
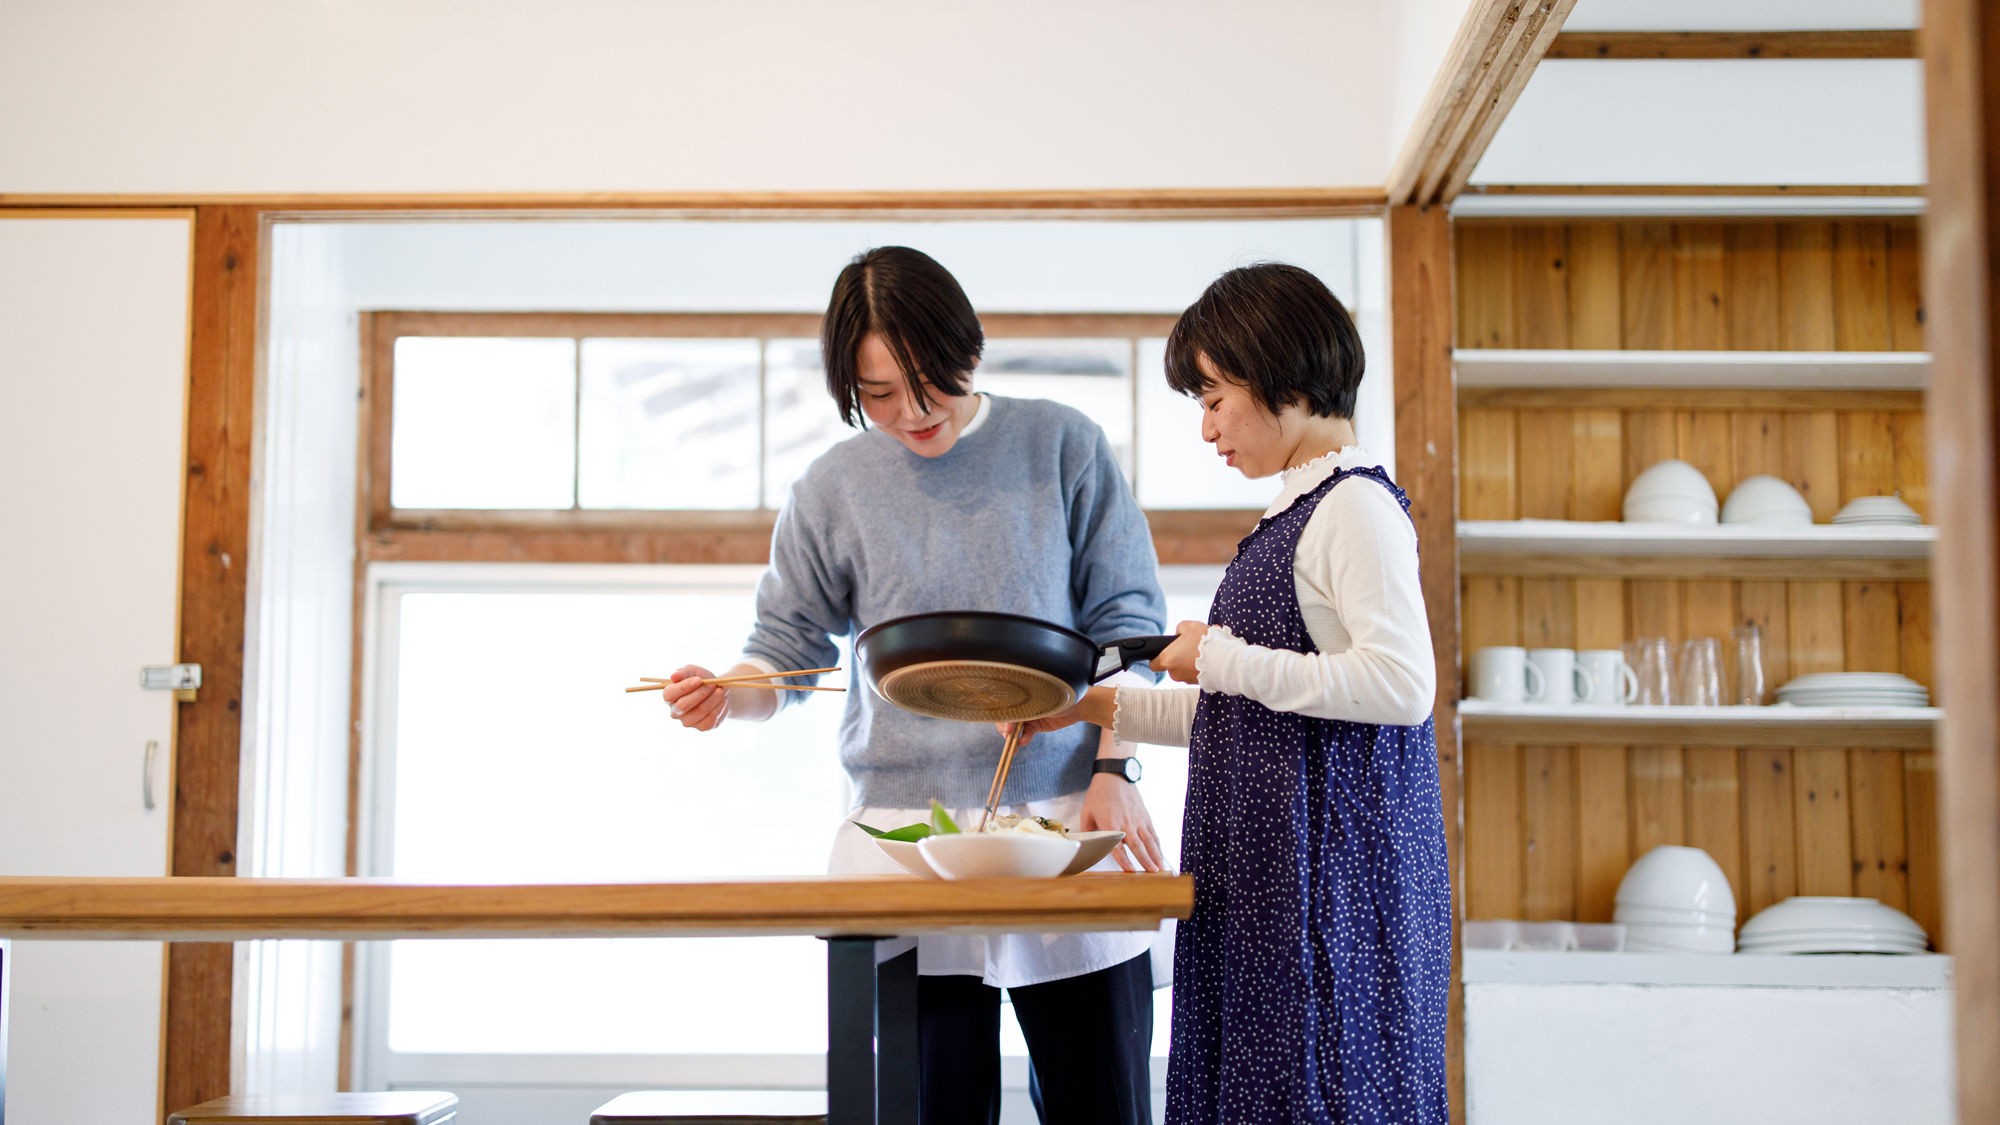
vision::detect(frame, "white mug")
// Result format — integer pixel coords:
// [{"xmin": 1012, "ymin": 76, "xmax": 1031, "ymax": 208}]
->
[
  {"xmin": 1471, "ymin": 646, "xmax": 1543, "ymax": 703},
  {"xmin": 1527, "ymin": 648, "xmax": 1594, "ymax": 706},
  {"xmin": 1578, "ymin": 649, "xmax": 1640, "ymax": 706}
]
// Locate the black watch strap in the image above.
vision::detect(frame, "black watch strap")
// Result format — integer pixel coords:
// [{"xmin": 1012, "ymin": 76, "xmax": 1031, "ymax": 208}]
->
[{"xmin": 1092, "ymin": 757, "xmax": 1142, "ymax": 783}]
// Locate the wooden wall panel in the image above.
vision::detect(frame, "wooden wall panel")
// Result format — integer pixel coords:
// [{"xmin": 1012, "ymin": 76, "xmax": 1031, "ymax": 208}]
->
[{"xmin": 1452, "ymin": 218, "xmax": 1937, "ymax": 937}]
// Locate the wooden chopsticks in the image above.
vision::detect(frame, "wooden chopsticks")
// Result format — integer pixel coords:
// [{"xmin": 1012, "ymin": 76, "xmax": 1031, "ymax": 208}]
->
[
  {"xmin": 978, "ymin": 724, "xmax": 1027, "ymax": 832},
  {"xmin": 624, "ymin": 667, "xmax": 844, "ymax": 694}
]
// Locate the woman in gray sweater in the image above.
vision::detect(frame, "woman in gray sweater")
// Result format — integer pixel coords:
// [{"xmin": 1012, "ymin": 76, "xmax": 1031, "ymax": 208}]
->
[{"xmin": 661, "ymin": 246, "xmax": 1168, "ymax": 1125}]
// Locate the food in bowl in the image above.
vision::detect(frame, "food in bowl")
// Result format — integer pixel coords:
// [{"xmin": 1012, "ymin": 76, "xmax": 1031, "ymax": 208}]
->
[{"xmin": 982, "ymin": 813, "xmax": 1067, "ymax": 837}]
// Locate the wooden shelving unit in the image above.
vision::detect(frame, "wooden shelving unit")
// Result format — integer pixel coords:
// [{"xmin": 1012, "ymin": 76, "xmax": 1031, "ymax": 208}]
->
[
  {"xmin": 1458, "ymin": 519, "xmax": 1933, "ymax": 579},
  {"xmin": 1455, "ymin": 348, "xmax": 1930, "ymax": 389},
  {"xmin": 1458, "ymin": 700, "xmax": 1939, "ymax": 749}
]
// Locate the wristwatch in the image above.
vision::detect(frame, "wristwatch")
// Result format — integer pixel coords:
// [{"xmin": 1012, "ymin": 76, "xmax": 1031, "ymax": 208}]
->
[{"xmin": 1092, "ymin": 757, "xmax": 1143, "ymax": 783}]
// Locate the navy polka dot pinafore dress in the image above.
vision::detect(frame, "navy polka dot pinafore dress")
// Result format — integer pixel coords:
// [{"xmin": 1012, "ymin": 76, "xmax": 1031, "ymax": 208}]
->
[{"xmin": 1166, "ymin": 465, "xmax": 1451, "ymax": 1125}]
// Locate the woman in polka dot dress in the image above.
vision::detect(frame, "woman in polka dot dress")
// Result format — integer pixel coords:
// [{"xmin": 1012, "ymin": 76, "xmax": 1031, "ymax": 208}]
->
[{"xmin": 1015, "ymin": 263, "xmax": 1451, "ymax": 1123}]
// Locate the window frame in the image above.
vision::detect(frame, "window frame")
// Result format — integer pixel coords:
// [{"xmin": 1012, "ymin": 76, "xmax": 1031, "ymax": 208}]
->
[{"xmin": 358, "ymin": 310, "xmax": 1254, "ymax": 567}]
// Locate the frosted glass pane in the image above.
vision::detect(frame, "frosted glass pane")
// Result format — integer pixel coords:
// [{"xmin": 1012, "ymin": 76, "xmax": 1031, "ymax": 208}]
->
[
  {"xmin": 763, "ymin": 338, "xmax": 851, "ymax": 509},
  {"xmin": 1135, "ymin": 338, "xmax": 1281, "ymax": 509},
  {"xmin": 385, "ymin": 587, "xmax": 851, "ymax": 1053},
  {"xmin": 975, "ymin": 339, "xmax": 1134, "ymax": 483},
  {"xmin": 390, "ymin": 337, "xmax": 577, "ymax": 509},
  {"xmin": 578, "ymin": 338, "xmax": 761, "ymax": 509}
]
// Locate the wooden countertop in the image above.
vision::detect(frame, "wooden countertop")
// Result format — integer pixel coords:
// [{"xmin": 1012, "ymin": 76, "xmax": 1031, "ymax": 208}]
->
[{"xmin": 0, "ymin": 873, "xmax": 1192, "ymax": 941}]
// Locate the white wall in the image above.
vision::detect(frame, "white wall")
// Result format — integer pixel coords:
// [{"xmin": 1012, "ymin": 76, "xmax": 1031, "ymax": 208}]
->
[{"xmin": 0, "ymin": 0, "xmax": 1392, "ymax": 194}]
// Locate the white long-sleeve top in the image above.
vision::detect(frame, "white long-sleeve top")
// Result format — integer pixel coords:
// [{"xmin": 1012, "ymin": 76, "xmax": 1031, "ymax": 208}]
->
[{"xmin": 1114, "ymin": 447, "xmax": 1436, "ymax": 746}]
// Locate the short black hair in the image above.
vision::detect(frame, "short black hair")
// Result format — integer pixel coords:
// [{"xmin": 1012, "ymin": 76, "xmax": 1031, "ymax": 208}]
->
[
  {"xmin": 1163, "ymin": 262, "xmax": 1364, "ymax": 419},
  {"xmin": 821, "ymin": 246, "xmax": 984, "ymax": 427}
]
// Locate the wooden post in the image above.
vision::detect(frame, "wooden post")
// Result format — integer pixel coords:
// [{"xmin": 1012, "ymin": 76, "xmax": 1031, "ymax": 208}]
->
[
  {"xmin": 1924, "ymin": 0, "xmax": 2000, "ymax": 1119},
  {"xmin": 163, "ymin": 205, "xmax": 260, "ymax": 1118},
  {"xmin": 1388, "ymin": 202, "xmax": 1463, "ymax": 1122}
]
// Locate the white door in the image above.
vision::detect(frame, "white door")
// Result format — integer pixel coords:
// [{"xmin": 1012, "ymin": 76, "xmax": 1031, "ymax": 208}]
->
[{"xmin": 0, "ymin": 214, "xmax": 195, "ymax": 1123}]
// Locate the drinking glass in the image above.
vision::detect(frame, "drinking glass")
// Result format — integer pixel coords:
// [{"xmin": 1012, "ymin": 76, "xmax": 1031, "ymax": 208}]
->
[
  {"xmin": 1732, "ymin": 623, "xmax": 1767, "ymax": 706},
  {"xmin": 1676, "ymin": 638, "xmax": 1723, "ymax": 707},
  {"xmin": 1628, "ymin": 637, "xmax": 1673, "ymax": 706}
]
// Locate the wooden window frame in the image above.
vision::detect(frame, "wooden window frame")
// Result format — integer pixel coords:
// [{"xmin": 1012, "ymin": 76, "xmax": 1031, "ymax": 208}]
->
[{"xmin": 359, "ymin": 309, "xmax": 1255, "ymax": 568}]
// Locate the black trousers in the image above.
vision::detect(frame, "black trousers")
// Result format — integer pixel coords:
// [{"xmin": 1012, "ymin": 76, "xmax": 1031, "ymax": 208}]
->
[{"xmin": 916, "ymin": 950, "xmax": 1153, "ymax": 1125}]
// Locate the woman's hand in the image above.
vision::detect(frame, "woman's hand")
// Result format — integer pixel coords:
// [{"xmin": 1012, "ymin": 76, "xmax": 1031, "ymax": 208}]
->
[
  {"xmin": 1080, "ymin": 761, "xmax": 1166, "ymax": 872},
  {"xmin": 660, "ymin": 665, "xmax": 730, "ymax": 730},
  {"xmin": 1151, "ymin": 620, "xmax": 1210, "ymax": 684},
  {"xmin": 995, "ymin": 685, "xmax": 1118, "ymax": 747}
]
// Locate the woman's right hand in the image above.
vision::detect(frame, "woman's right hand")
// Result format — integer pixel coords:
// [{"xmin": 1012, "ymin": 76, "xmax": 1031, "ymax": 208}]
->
[
  {"xmin": 996, "ymin": 685, "xmax": 1117, "ymax": 746},
  {"xmin": 660, "ymin": 665, "xmax": 730, "ymax": 731}
]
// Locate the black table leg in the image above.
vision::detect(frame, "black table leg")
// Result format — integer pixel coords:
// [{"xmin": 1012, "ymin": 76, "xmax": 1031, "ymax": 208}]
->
[
  {"xmin": 876, "ymin": 948, "xmax": 919, "ymax": 1125},
  {"xmin": 826, "ymin": 938, "xmax": 920, "ymax": 1125}
]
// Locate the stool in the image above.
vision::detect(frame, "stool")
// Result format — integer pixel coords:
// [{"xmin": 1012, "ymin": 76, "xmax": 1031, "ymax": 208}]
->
[
  {"xmin": 589, "ymin": 1090, "xmax": 827, "ymax": 1124},
  {"xmin": 167, "ymin": 1092, "xmax": 458, "ymax": 1125}
]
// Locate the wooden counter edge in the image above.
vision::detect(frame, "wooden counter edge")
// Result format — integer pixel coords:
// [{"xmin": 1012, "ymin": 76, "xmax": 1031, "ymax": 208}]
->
[{"xmin": 0, "ymin": 873, "xmax": 1193, "ymax": 940}]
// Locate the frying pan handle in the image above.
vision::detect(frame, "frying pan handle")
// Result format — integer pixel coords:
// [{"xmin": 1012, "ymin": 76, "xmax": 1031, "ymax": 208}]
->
[{"xmin": 1093, "ymin": 635, "xmax": 1179, "ymax": 681}]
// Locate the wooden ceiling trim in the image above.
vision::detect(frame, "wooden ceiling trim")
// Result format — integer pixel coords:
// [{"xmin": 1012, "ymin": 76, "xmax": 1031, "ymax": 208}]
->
[
  {"xmin": 1389, "ymin": 0, "xmax": 1583, "ymax": 208},
  {"xmin": 1462, "ymin": 184, "xmax": 1926, "ymax": 196},
  {"xmin": 1546, "ymin": 29, "xmax": 1919, "ymax": 60}
]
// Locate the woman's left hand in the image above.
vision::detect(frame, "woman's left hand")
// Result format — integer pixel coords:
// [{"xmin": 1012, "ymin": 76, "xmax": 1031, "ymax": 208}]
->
[
  {"xmin": 1079, "ymin": 761, "xmax": 1165, "ymax": 872},
  {"xmin": 1151, "ymin": 620, "xmax": 1209, "ymax": 685}
]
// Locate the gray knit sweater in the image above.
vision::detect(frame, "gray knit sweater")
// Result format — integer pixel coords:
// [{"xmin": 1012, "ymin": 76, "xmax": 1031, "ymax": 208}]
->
[{"xmin": 742, "ymin": 395, "xmax": 1166, "ymax": 808}]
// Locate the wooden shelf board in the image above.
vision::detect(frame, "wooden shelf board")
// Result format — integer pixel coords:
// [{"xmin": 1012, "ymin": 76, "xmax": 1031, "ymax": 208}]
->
[
  {"xmin": 1459, "ymin": 701, "xmax": 1938, "ymax": 748},
  {"xmin": 1454, "ymin": 349, "xmax": 1929, "ymax": 389},
  {"xmin": 0, "ymin": 873, "xmax": 1192, "ymax": 941}
]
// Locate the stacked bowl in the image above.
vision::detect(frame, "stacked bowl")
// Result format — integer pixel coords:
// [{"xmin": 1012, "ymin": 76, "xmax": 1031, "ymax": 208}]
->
[
  {"xmin": 1776, "ymin": 672, "xmax": 1930, "ymax": 708},
  {"xmin": 1720, "ymin": 475, "xmax": 1813, "ymax": 527},
  {"xmin": 1623, "ymin": 459, "xmax": 1719, "ymax": 526},
  {"xmin": 1833, "ymin": 495, "xmax": 1922, "ymax": 526},
  {"xmin": 1738, "ymin": 897, "xmax": 1928, "ymax": 954},
  {"xmin": 1612, "ymin": 845, "xmax": 1737, "ymax": 954}
]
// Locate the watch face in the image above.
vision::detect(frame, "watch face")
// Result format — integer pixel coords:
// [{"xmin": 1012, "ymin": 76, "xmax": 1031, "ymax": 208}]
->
[{"xmin": 1123, "ymin": 757, "xmax": 1143, "ymax": 783}]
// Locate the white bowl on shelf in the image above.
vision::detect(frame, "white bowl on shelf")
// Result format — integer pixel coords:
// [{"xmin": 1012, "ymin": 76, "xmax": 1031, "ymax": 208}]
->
[
  {"xmin": 1607, "ymin": 902, "xmax": 1738, "ymax": 927},
  {"xmin": 1721, "ymin": 475, "xmax": 1813, "ymax": 527},
  {"xmin": 1624, "ymin": 459, "xmax": 1719, "ymax": 525},
  {"xmin": 917, "ymin": 832, "xmax": 1080, "ymax": 880},
  {"xmin": 1623, "ymin": 922, "xmax": 1735, "ymax": 954},
  {"xmin": 1739, "ymin": 897, "xmax": 1927, "ymax": 950},
  {"xmin": 1615, "ymin": 845, "xmax": 1738, "ymax": 918},
  {"xmin": 1833, "ymin": 495, "xmax": 1922, "ymax": 526}
]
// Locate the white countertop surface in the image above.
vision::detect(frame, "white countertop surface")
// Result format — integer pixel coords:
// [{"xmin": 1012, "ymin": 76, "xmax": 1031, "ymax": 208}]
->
[{"xmin": 1463, "ymin": 949, "xmax": 1952, "ymax": 989}]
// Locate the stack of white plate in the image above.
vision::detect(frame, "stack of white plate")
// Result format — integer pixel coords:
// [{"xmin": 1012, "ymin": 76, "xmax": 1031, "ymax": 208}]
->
[
  {"xmin": 1612, "ymin": 845, "xmax": 1736, "ymax": 954},
  {"xmin": 1832, "ymin": 495, "xmax": 1922, "ymax": 526},
  {"xmin": 1738, "ymin": 897, "xmax": 1928, "ymax": 954},
  {"xmin": 1776, "ymin": 672, "xmax": 1930, "ymax": 708}
]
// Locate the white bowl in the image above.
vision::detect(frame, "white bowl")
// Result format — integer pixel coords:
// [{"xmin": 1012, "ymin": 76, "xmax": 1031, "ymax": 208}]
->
[
  {"xmin": 917, "ymin": 832, "xmax": 1080, "ymax": 880},
  {"xmin": 1608, "ymin": 902, "xmax": 1737, "ymax": 926},
  {"xmin": 1624, "ymin": 924, "xmax": 1735, "ymax": 954},
  {"xmin": 1722, "ymin": 475, "xmax": 1813, "ymax": 527},
  {"xmin": 1615, "ymin": 845, "xmax": 1737, "ymax": 918},
  {"xmin": 1625, "ymin": 459, "xmax": 1719, "ymax": 521},
  {"xmin": 1624, "ymin": 497, "xmax": 1720, "ymax": 526},
  {"xmin": 1739, "ymin": 897, "xmax": 1927, "ymax": 946},
  {"xmin": 1833, "ymin": 495, "xmax": 1921, "ymax": 525},
  {"xmin": 877, "ymin": 830, "xmax": 1122, "ymax": 879}
]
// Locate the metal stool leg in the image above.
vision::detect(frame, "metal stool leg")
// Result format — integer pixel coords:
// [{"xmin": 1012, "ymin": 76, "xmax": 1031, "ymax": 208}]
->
[
  {"xmin": 826, "ymin": 937, "xmax": 879, "ymax": 1125},
  {"xmin": 875, "ymin": 949, "xmax": 918, "ymax": 1125}
]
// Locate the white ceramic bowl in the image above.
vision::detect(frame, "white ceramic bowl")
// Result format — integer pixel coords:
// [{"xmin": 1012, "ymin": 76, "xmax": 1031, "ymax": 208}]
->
[
  {"xmin": 1721, "ymin": 475, "xmax": 1813, "ymax": 527},
  {"xmin": 917, "ymin": 832, "xmax": 1081, "ymax": 880},
  {"xmin": 1833, "ymin": 495, "xmax": 1922, "ymax": 525},
  {"xmin": 1623, "ymin": 923, "xmax": 1735, "ymax": 954},
  {"xmin": 1739, "ymin": 896, "xmax": 1927, "ymax": 946},
  {"xmin": 1607, "ymin": 902, "xmax": 1737, "ymax": 926},
  {"xmin": 1615, "ymin": 845, "xmax": 1737, "ymax": 919},
  {"xmin": 1624, "ymin": 459, "xmax": 1719, "ymax": 523},
  {"xmin": 877, "ymin": 830, "xmax": 1122, "ymax": 879}
]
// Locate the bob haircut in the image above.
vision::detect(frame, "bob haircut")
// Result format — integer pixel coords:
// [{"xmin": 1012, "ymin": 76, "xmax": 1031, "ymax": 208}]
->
[
  {"xmin": 821, "ymin": 246, "xmax": 984, "ymax": 427},
  {"xmin": 1163, "ymin": 262, "xmax": 1365, "ymax": 420}
]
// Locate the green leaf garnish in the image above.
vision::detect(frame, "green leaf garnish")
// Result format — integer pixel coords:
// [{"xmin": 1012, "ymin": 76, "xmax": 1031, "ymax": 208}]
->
[
  {"xmin": 929, "ymin": 800, "xmax": 961, "ymax": 835},
  {"xmin": 853, "ymin": 819, "xmax": 932, "ymax": 842},
  {"xmin": 851, "ymin": 820, "xmax": 889, "ymax": 837}
]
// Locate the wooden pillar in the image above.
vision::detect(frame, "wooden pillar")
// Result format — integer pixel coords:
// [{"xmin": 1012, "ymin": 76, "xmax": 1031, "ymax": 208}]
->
[
  {"xmin": 1925, "ymin": 1, "xmax": 2000, "ymax": 1119},
  {"xmin": 1388, "ymin": 202, "xmax": 1463, "ymax": 1122},
  {"xmin": 163, "ymin": 205, "xmax": 259, "ymax": 1117}
]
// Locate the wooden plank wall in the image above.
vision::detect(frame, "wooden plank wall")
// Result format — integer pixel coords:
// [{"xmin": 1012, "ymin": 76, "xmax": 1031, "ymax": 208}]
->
[{"xmin": 1454, "ymin": 218, "xmax": 1941, "ymax": 944}]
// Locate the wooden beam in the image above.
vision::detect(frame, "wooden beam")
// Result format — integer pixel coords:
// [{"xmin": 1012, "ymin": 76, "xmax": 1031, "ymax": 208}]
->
[
  {"xmin": 0, "ymin": 874, "xmax": 1192, "ymax": 941},
  {"xmin": 1458, "ymin": 386, "xmax": 1924, "ymax": 411},
  {"xmin": 1459, "ymin": 553, "xmax": 1930, "ymax": 580},
  {"xmin": 164, "ymin": 205, "xmax": 259, "ymax": 1121},
  {"xmin": 1547, "ymin": 29, "xmax": 1919, "ymax": 59},
  {"xmin": 0, "ymin": 187, "xmax": 1388, "ymax": 219},
  {"xmin": 1389, "ymin": 202, "xmax": 1465, "ymax": 1123},
  {"xmin": 1921, "ymin": 0, "xmax": 2000, "ymax": 1116},
  {"xmin": 1462, "ymin": 183, "xmax": 1927, "ymax": 197},
  {"xmin": 1389, "ymin": 0, "xmax": 1584, "ymax": 207}
]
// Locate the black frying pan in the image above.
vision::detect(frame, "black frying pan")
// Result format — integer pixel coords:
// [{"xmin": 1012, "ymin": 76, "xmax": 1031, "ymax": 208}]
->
[{"xmin": 853, "ymin": 610, "xmax": 1176, "ymax": 723}]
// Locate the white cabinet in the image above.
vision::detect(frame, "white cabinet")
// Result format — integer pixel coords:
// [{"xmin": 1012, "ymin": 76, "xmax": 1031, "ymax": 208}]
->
[{"xmin": 0, "ymin": 214, "xmax": 195, "ymax": 1123}]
